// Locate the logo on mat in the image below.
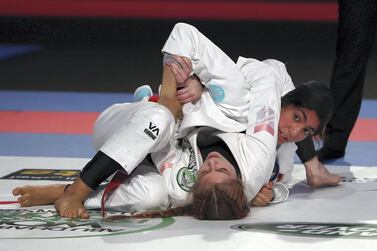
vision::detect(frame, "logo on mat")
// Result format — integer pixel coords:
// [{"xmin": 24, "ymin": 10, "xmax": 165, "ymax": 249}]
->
[
  {"xmin": 232, "ymin": 222, "xmax": 377, "ymax": 239},
  {"xmin": 144, "ymin": 122, "xmax": 160, "ymax": 140},
  {"xmin": 0, "ymin": 208, "xmax": 174, "ymax": 239},
  {"xmin": 341, "ymin": 176, "xmax": 377, "ymax": 183},
  {"xmin": 1, "ymin": 169, "xmax": 79, "ymax": 181}
]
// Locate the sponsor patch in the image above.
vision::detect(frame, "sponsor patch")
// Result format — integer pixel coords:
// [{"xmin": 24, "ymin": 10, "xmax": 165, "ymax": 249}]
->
[
  {"xmin": 0, "ymin": 208, "xmax": 174, "ymax": 239},
  {"xmin": 176, "ymin": 167, "xmax": 197, "ymax": 192},
  {"xmin": 208, "ymin": 84, "xmax": 225, "ymax": 103},
  {"xmin": 254, "ymin": 106, "xmax": 275, "ymax": 135},
  {"xmin": 232, "ymin": 222, "xmax": 377, "ymax": 239},
  {"xmin": 144, "ymin": 122, "xmax": 160, "ymax": 140},
  {"xmin": 1, "ymin": 169, "xmax": 79, "ymax": 181}
]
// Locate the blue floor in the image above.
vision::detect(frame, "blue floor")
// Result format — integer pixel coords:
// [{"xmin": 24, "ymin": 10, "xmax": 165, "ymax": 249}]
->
[{"xmin": 0, "ymin": 90, "xmax": 376, "ymax": 166}]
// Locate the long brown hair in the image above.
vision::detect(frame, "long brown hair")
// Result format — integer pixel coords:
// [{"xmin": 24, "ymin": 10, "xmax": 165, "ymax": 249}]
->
[{"xmin": 119, "ymin": 178, "xmax": 249, "ymax": 221}]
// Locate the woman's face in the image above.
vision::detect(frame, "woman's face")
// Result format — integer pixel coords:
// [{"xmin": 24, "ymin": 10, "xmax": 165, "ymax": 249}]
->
[
  {"xmin": 278, "ymin": 105, "xmax": 320, "ymax": 144},
  {"xmin": 197, "ymin": 152, "xmax": 238, "ymax": 186}
]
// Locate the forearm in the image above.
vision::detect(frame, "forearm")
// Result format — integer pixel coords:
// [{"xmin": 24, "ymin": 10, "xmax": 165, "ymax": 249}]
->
[{"xmin": 158, "ymin": 64, "xmax": 183, "ymax": 120}]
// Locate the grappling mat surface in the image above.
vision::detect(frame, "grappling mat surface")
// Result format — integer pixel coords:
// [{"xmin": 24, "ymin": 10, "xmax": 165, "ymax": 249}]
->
[{"xmin": 1, "ymin": 91, "xmax": 377, "ymax": 251}]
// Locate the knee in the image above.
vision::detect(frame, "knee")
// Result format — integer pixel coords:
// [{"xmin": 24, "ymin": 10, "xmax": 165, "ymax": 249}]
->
[{"xmin": 147, "ymin": 103, "xmax": 175, "ymax": 136}]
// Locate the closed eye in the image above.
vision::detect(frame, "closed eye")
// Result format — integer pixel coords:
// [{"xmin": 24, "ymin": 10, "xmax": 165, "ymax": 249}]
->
[{"xmin": 218, "ymin": 168, "xmax": 231, "ymax": 175}]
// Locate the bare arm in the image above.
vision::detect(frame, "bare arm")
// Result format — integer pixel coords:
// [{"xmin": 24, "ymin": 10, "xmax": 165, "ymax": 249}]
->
[{"xmin": 158, "ymin": 64, "xmax": 183, "ymax": 120}]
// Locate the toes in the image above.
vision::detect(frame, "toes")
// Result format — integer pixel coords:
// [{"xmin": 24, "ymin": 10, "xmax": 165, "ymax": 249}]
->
[
  {"xmin": 78, "ymin": 208, "xmax": 90, "ymax": 219},
  {"xmin": 70, "ymin": 211, "xmax": 78, "ymax": 219},
  {"xmin": 19, "ymin": 199, "xmax": 30, "ymax": 207},
  {"xmin": 58, "ymin": 208, "xmax": 88, "ymax": 219},
  {"xmin": 17, "ymin": 194, "xmax": 31, "ymax": 207},
  {"xmin": 12, "ymin": 187, "xmax": 22, "ymax": 196},
  {"xmin": 58, "ymin": 208, "xmax": 68, "ymax": 218}
]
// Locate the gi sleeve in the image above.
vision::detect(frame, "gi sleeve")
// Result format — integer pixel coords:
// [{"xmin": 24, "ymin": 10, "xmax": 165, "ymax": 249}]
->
[{"xmin": 162, "ymin": 22, "xmax": 250, "ymax": 120}]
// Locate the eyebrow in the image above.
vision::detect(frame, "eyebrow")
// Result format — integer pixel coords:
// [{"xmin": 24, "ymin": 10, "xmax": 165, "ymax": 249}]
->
[{"xmin": 298, "ymin": 108, "xmax": 316, "ymax": 135}]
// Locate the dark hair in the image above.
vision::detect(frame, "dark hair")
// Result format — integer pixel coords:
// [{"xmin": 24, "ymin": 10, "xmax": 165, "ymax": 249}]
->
[
  {"xmin": 115, "ymin": 178, "xmax": 250, "ymax": 221},
  {"xmin": 281, "ymin": 81, "xmax": 334, "ymax": 135}
]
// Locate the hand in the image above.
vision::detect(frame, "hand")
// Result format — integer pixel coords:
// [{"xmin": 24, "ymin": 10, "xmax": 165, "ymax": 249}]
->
[
  {"xmin": 176, "ymin": 75, "xmax": 203, "ymax": 104},
  {"xmin": 166, "ymin": 55, "xmax": 192, "ymax": 85},
  {"xmin": 251, "ymin": 181, "xmax": 274, "ymax": 207}
]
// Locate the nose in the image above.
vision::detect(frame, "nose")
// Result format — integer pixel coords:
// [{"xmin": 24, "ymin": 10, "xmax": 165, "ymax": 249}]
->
[
  {"xmin": 207, "ymin": 157, "xmax": 218, "ymax": 168},
  {"xmin": 289, "ymin": 124, "xmax": 305, "ymax": 140}
]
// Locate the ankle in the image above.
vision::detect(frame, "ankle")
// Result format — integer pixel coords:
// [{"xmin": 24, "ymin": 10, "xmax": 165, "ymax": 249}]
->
[
  {"xmin": 64, "ymin": 178, "xmax": 92, "ymax": 202},
  {"xmin": 317, "ymin": 147, "xmax": 345, "ymax": 161}
]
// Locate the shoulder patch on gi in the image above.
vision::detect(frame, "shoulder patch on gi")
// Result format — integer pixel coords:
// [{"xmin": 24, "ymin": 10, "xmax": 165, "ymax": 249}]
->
[
  {"xmin": 208, "ymin": 83, "xmax": 225, "ymax": 103},
  {"xmin": 144, "ymin": 122, "xmax": 160, "ymax": 140},
  {"xmin": 254, "ymin": 106, "xmax": 275, "ymax": 136}
]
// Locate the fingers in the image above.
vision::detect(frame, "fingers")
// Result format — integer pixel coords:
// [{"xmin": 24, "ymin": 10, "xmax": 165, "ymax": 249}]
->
[
  {"xmin": 177, "ymin": 86, "xmax": 200, "ymax": 104},
  {"xmin": 172, "ymin": 55, "xmax": 192, "ymax": 75},
  {"xmin": 166, "ymin": 55, "xmax": 192, "ymax": 84},
  {"xmin": 176, "ymin": 91, "xmax": 194, "ymax": 104},
  {"xmin": 252, "ymin": 183, "xmax": 274, "ymax": 207},
  {"xmin": 266, "ymin": 181, "xmax": 273, "ymax": 189},
  {"xmin": 252, "ymin": 197, "xmax": 268, "ymax": 207},
  {"xmin": 259, "ymin": 187, "xmax": 274, "ymax": 201},
  {"xmin": 170, "ymin": 64, "xmax": 187, "ymax": 84}
]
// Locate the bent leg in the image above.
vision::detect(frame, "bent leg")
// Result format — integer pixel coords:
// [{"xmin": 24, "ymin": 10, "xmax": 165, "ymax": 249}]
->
[
  {"xmin": 94, "ymin": 101, "xmax": 176, "ymax": 175},
  {"xmin": 85, "ymin": 156, "xmax": 169, "ymax": 213}
]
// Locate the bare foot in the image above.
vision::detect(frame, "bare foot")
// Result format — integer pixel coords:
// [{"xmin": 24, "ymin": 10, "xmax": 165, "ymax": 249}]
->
[
  {"xmin": 54, "ymin": 178, "xmax": 91, "ymax": 219},
  {"xmin": 55, "ymin": 193, "xmax": 90, "ymax": 219},
  {"xmin": 305, "ymin": 157, "xmax": 341, "ymax": 188},
  {"xmin": 12, "ymin": 184, "xmax": 67, "ymax": 207}
]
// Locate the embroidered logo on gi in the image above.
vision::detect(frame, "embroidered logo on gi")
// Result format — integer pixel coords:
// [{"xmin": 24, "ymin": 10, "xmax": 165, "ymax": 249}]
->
[
  {"xmin": 176, "ymin": 145, "xmax": 198, "ymax": 192},
  {"xmin": 177, "ymin": 166, "xmax": 197, "ymax": 192},
  {"xmin": 208, "ymin": 84, "xmax": 225, "ymax": 103},
  {"xmin": 254, "ymin": 106, "xmax": 275, "ymax": 136},
  {"xmin": 144, "ymin": 122, "xmax": 160, "ymax": 140}
]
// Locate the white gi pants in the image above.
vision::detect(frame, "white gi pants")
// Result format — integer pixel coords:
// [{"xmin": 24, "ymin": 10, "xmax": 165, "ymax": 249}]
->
[{"xmin": 84, "ymin": 101, "xmax": 174, "ymax": 212}]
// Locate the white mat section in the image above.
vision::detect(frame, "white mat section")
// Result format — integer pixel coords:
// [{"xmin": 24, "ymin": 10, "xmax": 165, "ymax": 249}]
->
[{"xmin": 1, "ymin": 156, "xmax": 377, "ymax": 251}]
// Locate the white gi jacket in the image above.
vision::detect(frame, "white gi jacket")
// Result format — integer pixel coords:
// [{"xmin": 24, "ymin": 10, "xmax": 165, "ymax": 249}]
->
[
  {"xmin": 152, "ymin": 125, "xmax": 293, "ymax": 207},
  {"xmin": 88, "ymin": 23, "xmax": 298, "ymax": 210},
  {"xmin": 161, "ymin": 23, "xmax": 297, "ymax": 202}
]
